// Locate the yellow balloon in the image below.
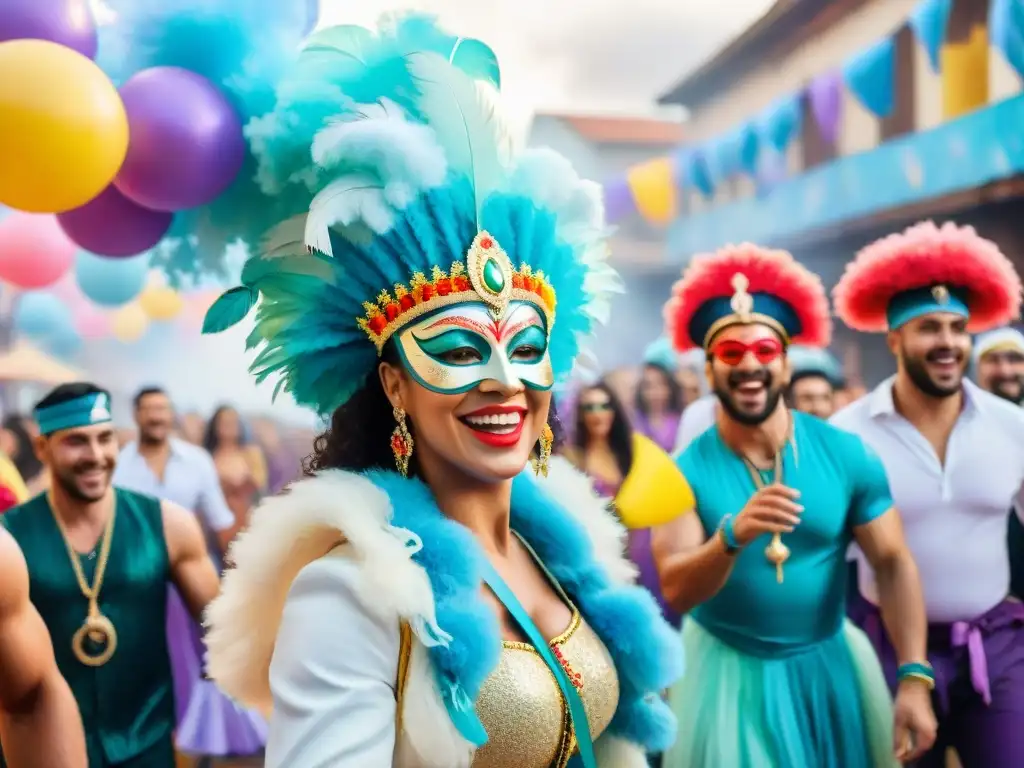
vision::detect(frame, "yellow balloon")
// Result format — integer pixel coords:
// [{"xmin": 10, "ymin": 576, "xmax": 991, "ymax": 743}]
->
[
  {"xmin": 0, "ymin": 39, "xmax": 129, "ymax": 214},
  {"xmin": 616, "ymin": 433, "xmax": 696, "ymax": 529},
  {"xmin": 112, "ymin": 303, "xmax": 149, "ymax": 343},
  {"xmin": 139, "ymin": 285, "xmax": 184, "ymax": 321}
]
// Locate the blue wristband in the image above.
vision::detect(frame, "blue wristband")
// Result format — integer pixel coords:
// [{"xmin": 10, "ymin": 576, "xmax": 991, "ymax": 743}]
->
[
  {"xmin": 718, "ymin": 514, "xmax": 741, "ymax": 552},
  {"xmin": 897, "ymin": 661, "xmax": 935, "ymax": 689}
]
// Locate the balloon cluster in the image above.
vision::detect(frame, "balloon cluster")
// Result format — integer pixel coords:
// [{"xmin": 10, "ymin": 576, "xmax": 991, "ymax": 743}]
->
[
  {"xmin": 0, "ymin": 0, "xmax": 319, "ymax": 357},
  {"xmin": 0, "ymin": 0, "xmax": 317, "ymax": 277}
]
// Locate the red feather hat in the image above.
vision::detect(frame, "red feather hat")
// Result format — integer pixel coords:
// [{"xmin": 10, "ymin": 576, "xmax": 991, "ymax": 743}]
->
[
  {"xmin": 664, "ymin": 243, "xmax": 832, "ymax": 352},
  {"xmin": 833, "ymin": 221, "xmax": 1022, "ymax": 333}
]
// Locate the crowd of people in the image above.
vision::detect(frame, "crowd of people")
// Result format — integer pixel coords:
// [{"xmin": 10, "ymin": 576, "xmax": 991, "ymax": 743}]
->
[{"xmin": 3, "ymin": 11, "xmax": 1024, "ymax": 768}]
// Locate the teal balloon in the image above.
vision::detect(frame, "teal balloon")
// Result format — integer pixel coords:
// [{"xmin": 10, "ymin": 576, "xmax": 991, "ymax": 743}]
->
[
  {"xmin": 74, "ymin": 251, "xmax": 148, "ymax": 307},
  {"xmin": 14, "ymin": 291, "xmax": 73, "ymax": 338},
  {"xmin": 40, "ymin": 326, "xmax": 82, "ymax": 359}
]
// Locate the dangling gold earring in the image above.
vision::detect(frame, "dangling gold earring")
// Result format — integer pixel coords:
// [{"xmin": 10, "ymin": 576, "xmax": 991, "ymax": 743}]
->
[
  {"xmin": 391, "ymin": 407, "xmax": 414, "ymax": 477},
  {"xmin": 533, "ymin": 422, "xmax": 553, "ymax": 477}
]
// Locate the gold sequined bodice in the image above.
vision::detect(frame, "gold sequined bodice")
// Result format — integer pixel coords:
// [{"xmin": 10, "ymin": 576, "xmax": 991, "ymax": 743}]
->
[{"xmin": 471, "ymin": 610, "xmax": 619, "ymax": 768}]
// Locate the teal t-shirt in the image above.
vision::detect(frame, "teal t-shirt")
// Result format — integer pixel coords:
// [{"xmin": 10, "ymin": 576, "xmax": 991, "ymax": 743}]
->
[{"xmin": 678, "ymin": 411, "xmax": 892, "ymax": 657}]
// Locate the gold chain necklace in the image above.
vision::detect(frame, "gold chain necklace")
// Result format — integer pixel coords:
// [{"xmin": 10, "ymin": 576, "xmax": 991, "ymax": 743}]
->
[
  {"xmin": 738, "ymin": 417, "xmax": 794, "ymax": 584},
  {"xmin": 49, "ymin": 495, "xmax": 118, "ymax": 667}
]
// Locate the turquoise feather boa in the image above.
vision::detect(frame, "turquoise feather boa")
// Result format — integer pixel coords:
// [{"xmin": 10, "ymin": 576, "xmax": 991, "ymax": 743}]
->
[{"xmin": 367, "ymin": 467, "xmax": 682, "ymax": 753}]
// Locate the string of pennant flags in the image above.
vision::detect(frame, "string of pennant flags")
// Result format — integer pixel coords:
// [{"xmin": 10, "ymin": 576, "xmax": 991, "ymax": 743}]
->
[{"xmin": 605, "ymin": 0, "xmax": 1024, "ymax": 227}]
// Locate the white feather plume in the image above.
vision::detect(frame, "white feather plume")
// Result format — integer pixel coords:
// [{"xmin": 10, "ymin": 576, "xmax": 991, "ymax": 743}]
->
[{"xmin": 304, "ymin": 175, "xmax": 396, "ymax": 255}]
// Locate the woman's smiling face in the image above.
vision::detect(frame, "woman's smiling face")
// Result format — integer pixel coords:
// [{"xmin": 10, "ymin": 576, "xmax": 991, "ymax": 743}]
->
[{"xmin": 381, "ymin": 300, "xmax": 553, "ymax": 484}]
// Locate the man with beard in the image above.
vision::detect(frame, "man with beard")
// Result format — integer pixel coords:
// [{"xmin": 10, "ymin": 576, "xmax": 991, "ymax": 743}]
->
[
  {"xmin": 831, "ymin": 221, "xmax": 1024, "ymax": 767},
  {"xmin": 654, "ymin": 244, "xmax": 934, "ymax": 767},
  {"xmin": 0, "ymin": 527, "xmax": 87, "ymax": 768},
  {"xmin": 0, "ymin": 383, "xmax": 220, "ymax": 768}
]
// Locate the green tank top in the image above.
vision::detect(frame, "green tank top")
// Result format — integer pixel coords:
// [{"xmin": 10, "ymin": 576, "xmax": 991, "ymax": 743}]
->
[{"xmin": 1, "ymin": 489, "xmax": 174, "ymax": 765}]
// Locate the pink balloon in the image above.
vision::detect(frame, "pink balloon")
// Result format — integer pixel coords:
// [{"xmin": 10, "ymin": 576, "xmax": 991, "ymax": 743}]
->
[
  {"xmin": 75, "ymin": 305, "xmax": 109, "ymax": 339},
  {"xmin": 0, "ymin": 213, "xmax": 77, "ymax": 289}
]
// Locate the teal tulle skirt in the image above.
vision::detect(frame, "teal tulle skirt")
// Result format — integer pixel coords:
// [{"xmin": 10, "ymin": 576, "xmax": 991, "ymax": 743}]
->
[{"xmin": 663, "ymin": 619, "xmax": 898, "ymax": 768}]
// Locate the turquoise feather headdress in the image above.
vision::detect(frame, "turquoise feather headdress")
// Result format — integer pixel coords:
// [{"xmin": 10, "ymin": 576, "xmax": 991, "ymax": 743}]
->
[{"xmin": 203, "ymin": 15, "xmax": 620, "ymax": 415}]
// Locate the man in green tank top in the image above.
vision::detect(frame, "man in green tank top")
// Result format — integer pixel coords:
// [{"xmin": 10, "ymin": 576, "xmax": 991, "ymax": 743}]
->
[
  {"xmin": 0, "ymin": 527, "xmax": 86, "ymax": 768},
  {"xmin": 0, "ymin": 383, "xmax": 220, "ymax": 768}
]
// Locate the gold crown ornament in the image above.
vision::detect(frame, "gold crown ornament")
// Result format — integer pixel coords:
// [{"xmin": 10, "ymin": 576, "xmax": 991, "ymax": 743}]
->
[{"xmin": 357, "ymin": 231, "xmax": 557, "ymax": 354}]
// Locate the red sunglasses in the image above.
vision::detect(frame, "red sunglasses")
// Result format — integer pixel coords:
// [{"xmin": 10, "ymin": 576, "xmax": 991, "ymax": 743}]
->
[{"xmin": 711, "ymin": 337, "xmax": 784, "ymax": 366}]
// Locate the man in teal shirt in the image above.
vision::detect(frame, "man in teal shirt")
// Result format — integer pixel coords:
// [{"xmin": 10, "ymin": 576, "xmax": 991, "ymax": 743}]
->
[
  {"xmin": 653, "ymin": 243, "xmax": 936, "ymax": 767},
  {"xmin": 1, "ymin": 383, "xmax": 220, "ymax": 768}
]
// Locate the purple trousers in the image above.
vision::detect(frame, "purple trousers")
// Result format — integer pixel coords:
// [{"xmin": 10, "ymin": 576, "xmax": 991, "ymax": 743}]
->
[{"xmin": 854, "ymin": 596, "xmax": 1024, "ymax": 767}]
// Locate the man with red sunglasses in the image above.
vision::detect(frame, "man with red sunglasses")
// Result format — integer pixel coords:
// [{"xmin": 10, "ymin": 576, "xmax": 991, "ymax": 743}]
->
[
  {"xmin": 832, "ymin": 222, "xmax": 1024, "ymax": 767},
  {"xmin": 653, "ymin": 243, "xmax": 933, "ymax": 768}
]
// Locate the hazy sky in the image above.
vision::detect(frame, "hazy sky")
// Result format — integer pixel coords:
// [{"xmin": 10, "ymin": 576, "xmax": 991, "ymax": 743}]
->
[{"xmin": 320, "ymin": 0, "xmax": 775, "ymax": 118}]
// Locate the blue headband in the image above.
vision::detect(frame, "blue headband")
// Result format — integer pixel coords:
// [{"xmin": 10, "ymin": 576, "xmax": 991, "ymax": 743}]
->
[
  {"xmin": 886, "ymin": 285, "xmax": 969, "ymax": 329},
  {"xmin": 689, "ymin": 293, "xmax": 802, "ymax": 348},
  {"xmin": 35, "ymin": 392, "xmax": 112, "ymax": 436}
]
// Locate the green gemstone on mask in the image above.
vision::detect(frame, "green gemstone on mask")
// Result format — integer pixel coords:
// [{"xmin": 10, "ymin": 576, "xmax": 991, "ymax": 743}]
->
[{"xmin": 482, "ymin": 257, "xmax": 505, "ymax": 294}]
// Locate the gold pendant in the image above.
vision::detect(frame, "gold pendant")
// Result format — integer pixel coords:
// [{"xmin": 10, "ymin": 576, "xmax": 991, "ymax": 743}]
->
[
  {"xmin": 765, "ymin": 533, "xmax": 790, "ymax": 584},
  {"xmin": 72, "ymin": 612, "xmax": 117, "ymax": 667}
]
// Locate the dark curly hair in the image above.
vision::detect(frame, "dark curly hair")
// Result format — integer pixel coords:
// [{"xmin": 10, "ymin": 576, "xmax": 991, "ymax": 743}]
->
[{"xmin": 304, "ymin": 343, "xmax": 564, "ymax": 476}]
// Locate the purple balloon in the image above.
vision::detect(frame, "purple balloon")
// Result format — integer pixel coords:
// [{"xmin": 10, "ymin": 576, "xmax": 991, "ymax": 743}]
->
[
  {"xmin": 57, "ymin": 185, "xmax": 173, "ymax": 258},
  {"xmin": 115, "ymin": 67, "xmax": 246, "ymax": 212},
  {"xmin": 0, "ymin": 0, "xmax": 97, "ymax": 59}
]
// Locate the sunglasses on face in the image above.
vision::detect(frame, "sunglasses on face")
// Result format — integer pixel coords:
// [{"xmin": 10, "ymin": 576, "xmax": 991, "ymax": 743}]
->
[
  {"xmin": 582, "ymin": 401, "xmax": 612, "ymax": 413},
  {"xmin": 711, "ymin": 337, "xmax": 784, "ymax": 366}
]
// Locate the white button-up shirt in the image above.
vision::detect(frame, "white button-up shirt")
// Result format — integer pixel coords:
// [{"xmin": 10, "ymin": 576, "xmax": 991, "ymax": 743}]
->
[
  {"xmin": 114, "ymin": 437, "xmax": 235, "ymax": 534},
  {"xmin": 831, "ymin": 376, "xmax": 1024, "ymax": 622}
]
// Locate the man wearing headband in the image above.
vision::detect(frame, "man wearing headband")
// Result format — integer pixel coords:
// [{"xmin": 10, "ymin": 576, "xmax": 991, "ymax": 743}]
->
[
  {"xmin": 785, "ymin": 345, "xmax": 844, "ymax": 419},
  {"xmin": 832, "ymin": 221, "xmax": 1024, "ymax": 767},
  {"xmin": 654, "ymin": 243, "xmax": 933, "ymax": 767},
  {"xmin": 0, "ymin": 383, "xmax": 220, "ymax": 768},
  {"xmin": 0, "ymin": 527, "xmax": 86, "ymax": 767}
]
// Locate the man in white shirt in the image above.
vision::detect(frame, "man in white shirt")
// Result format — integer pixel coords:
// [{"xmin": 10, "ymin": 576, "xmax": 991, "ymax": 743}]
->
[{"xmin": 831, "ymin": 221, "xmax": 1024, "ymax": 767}]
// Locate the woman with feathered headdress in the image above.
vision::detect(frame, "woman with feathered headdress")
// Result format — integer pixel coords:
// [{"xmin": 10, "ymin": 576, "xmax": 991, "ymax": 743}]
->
[{"xmin": 201, "ymin": 15, "xmax": 680, "ymax": 768}]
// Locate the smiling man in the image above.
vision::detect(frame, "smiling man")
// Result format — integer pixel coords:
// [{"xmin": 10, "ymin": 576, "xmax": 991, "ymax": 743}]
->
[
  {"xmin": 0, "ymin": 383, "xmax": 220, "ymax": 768},
  {"xmin": 832, "ymin": 222, "xmax": 1024, "ymax": 767},
  {"xmin": 654, "ymin": 244, "xmax": 933, "ymax": 768}
]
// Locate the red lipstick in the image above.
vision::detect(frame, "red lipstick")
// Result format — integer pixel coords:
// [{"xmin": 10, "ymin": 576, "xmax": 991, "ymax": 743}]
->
[{"xmin": 459, "ymin": 405, "xmax": 527, "ymax": 448}]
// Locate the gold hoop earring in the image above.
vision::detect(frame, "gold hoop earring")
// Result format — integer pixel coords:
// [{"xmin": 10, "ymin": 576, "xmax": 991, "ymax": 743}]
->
[
  {"xmin": 391, "ymin": 407, "xmax": 414, "ymax": 477},
  {"xmin": 533, "ymin": 422, "xmax": 553, "ymax": 477}
]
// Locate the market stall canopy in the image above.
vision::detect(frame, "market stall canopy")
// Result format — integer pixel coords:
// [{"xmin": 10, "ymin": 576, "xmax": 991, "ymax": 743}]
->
[{"xmin": 0, "ymin": 341, "xmax": 84, "ymax": 384}]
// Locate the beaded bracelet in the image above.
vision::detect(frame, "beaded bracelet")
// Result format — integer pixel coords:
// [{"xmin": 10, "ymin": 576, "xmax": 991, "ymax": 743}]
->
[{"xmin": 897, "ymin": 661, "xmax": 936, "ymax": 690}]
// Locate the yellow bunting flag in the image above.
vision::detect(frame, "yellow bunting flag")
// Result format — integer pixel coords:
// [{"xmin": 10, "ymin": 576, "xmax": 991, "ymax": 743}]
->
[
  {"xmin": 941, "ymin": 24, "xmax": 989, "ymax": 120},
  {"xmin": 626, "ymin": 157, "xmax": 678, "ymax": 226}
]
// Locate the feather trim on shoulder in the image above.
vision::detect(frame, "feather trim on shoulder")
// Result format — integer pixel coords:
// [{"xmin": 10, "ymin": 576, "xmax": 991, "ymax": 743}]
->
[{"xmin": 203, "ymin": 469, "xmax": 441, "ymax": 712}]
